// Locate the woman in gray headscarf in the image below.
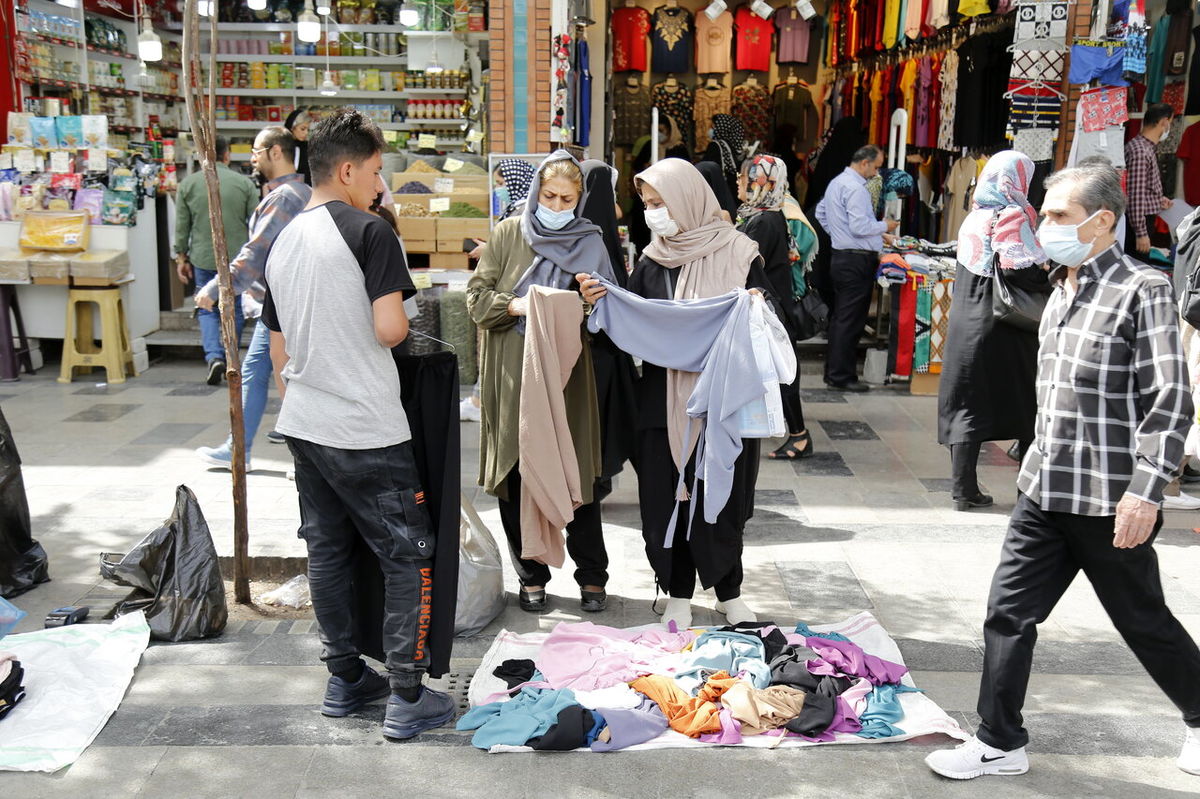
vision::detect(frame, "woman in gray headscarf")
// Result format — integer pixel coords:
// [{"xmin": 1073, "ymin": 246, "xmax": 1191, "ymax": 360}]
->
[{"xmin": 466, "ymin": 151, "xmax": 617, "ymax": 614}]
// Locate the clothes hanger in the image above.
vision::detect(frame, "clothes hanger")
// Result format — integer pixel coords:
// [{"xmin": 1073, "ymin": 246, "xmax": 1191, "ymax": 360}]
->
[
  {"xmin": 409, "ymin": 330, "xmax": 457, "ymax": 352},
  {"xmin": 664, "ymin": 74, "xmax": 678, "ymax": 89},
  {"xmin": 626, "ymin": 75, "xmax": 641, "ymax": 88}
]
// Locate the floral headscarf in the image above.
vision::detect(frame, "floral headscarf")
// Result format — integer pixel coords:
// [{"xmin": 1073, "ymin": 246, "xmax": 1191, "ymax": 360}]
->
[
  {"xmin": 738, "ymin": 154, "xmax": 789, "ymax": 219},
  {"xmin": 956, "ymin": 151, "xmax": 1046, "ymax": 277}
]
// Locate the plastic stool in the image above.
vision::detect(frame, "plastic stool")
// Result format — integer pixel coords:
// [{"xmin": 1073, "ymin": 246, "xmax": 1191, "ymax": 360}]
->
[
  {"xmin": 0, "ymin": 285, "xmax": 36, "ymax": 381},
  {"xmin": 57, "ymin": 285, "xmax": 138, "ymax": 384}
]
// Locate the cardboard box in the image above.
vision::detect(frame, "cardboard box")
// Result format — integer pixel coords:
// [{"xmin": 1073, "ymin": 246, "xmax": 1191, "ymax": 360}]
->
[
  {"xmin": 69, "ymin": 249, "xmax": 130, "ymax": 281},
  {"xmin": 28, "ymin": 251, "xmax": 72, "ymax": 283},
  {"xmin": 910, "ymin": 372, "xmax": 940, "ymax": 396},
  {"xmin": 0, "ymin": 248, "xmax": 36, "ymax": 281},
  {"xmin": 403, "ymin": 239, "xmax": 437, "ymax": 254},
  {"xmin": 429, "ymin": 252, "xmax": 470, "ymax": 270},
  {"xmin": 394, "ymin": 215, "xmax": 437, "ymax": 241}
]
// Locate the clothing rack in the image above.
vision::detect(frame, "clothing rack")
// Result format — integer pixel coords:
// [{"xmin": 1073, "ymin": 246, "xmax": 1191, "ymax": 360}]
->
[{"xmin": 830, "ymin": 12, "xmax": 1016, "ymax": 77}]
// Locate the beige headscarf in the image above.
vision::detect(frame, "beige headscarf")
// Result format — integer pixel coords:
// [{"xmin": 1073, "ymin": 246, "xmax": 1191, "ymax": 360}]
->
[{"xmin": 635, "ymin": 158, "xmax": 760, "ymax": 469}]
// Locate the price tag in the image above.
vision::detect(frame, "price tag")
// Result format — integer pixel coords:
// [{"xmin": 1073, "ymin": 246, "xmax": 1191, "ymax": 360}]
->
[
  {"xmin": 442, "ymin": 157, "xmax": 464, "ymax": 172},
  {"xmin": 87, "ymin": 148, "xmax": 108, "ymax": 173},
  {"xmin": 430, "ymin": 196, "xmax": 451, "ymax": 213},
  {"xmin": 417, "ymin": 134, "xmax": 437, "ymax": 149},
  {"xmin": 466, "ymin": 130, "xmax": 485, "ymax": 143},
  {"xmin": 434, "ymin": 177, "xmax": 454, "ymax": 193},
  {"xmin": 14, "ymin": 149, "xmax": 36, "ymax": 173},
  {"xmin": 49, "ymin": 150, "xmax": 71, "ymax": 173},
  {"xmin": 412, "ymin": 272, "xmax": 433, "ymax": 290},
  {"xmin": 0, "ymin": 153, "xmax": 12, "ymax": 170},
  {"xmin": 383, "ymin": 130, "xmax": 399, "ymax": 143}
]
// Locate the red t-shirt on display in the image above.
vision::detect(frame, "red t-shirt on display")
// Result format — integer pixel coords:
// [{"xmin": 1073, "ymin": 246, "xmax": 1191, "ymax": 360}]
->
[
  {"xmin": 1176, "ymin": 121, "xmax": 1200, "ymax": 206},
  {"xmin": 612, "ymin": 7, "xmax": 652, "ymax": 72},
  {"xmin": 734, "ymin": 6, "xmax": 772, "ymax": 72}
]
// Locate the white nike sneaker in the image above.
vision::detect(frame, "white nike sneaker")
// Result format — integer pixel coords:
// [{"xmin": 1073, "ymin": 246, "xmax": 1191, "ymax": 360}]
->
[
  {"xmin": 1163, "ymin": 492, "xmax": 1200, "ymax": 510},
  {"xmin": 660, "ymin": 597, "xmax": 692, "ymax": 631},
  {"xmin": 925, "ymin": 735, "xmax": 1029, "ymax": 780},
  {"xmin": 1179, "ymin": 726, "xmax": 1200, "ymax": 776},
  {"xmin": 714, "ymin": 597, "xmax": 757, "ymax": 625}
]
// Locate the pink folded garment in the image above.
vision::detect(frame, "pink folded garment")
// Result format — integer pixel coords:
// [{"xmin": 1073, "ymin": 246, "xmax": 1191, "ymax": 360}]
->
[{"xmin": 534, "ymin": 621, "xmax": 697, "ymax": 692}]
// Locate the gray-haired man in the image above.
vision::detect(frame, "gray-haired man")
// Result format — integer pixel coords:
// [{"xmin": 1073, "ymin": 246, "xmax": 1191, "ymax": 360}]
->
[{"xmin": 927, "ymin": 166, "xmax": 1200, "ymax": 779}]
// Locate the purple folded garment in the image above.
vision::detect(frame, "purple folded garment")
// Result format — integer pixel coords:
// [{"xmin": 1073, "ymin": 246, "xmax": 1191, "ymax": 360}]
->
[
  {"xmin": 590, "ymin": 698, "xmax": 669, "ymax": 752},
  {"xmin": 805, "ymin": 636, "xmax": 909, "ymax": 686}
]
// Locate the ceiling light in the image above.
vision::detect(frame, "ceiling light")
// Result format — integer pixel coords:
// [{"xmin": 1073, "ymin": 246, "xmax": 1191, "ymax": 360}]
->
[
  {"xmin": 703, "ymin": 1, "xmax": 727, "ymax": 20},
  {"xmin": 319, "ymin": 71, "xmax": 338, "ymax": 96},
  {"xmin": 296, "ymin": 1, "xmax": 321, "ymax": 43},
  {"xmin": 248, "ymin": 0, "xmax": 268, "ymax": 10},
  {"xmin": 750, "ymin": 0, "xmax": 774, "ymax": 19},
  {"xmin": 316, "ymin": 0, "xmax": 332, "ymax": 14},
  {"xmin": 197, "ymin": 0, "xmax": 213, "ymax": 16},
  {"xmin": 398, "ymin": 3, "xmax": 421, "ymax": 26},
  {"xmin": 137, "ymin": 22, "xmax": 163, "ymax": 62}
]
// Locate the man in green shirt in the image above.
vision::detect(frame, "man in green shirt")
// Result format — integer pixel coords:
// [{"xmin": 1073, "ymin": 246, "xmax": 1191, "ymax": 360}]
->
[{"xmin": 174, "ymin": 135, "xmax": 258, "ymax": 384}]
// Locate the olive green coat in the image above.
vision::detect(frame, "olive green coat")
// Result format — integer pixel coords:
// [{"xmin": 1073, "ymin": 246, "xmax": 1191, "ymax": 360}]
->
[{"xmin": 465, "ymin": 216, "xmax": 601, "ymax": 502}]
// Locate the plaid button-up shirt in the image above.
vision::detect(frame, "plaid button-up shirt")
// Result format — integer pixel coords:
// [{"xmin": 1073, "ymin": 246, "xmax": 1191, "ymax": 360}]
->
[
  {"xmin": 1017, "ymin": 244, "xmax": 1192, "ymax": 515},
  {"xmin": 1124, "ymin": 134, "xmax": 1163, "ymax": 237}
]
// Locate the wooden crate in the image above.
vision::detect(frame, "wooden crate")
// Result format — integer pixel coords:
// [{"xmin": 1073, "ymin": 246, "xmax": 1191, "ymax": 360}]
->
[
  {"xmin": 403, "ymin": 239, "xmax": 438, "ymax": 254},
  {"xmin": 394, "ymin": 215, "xmax": 437, "ymax": 242},
  {"xmin": 429, "ymin": 252, "xmax": 470, "ymax": 270},
  {"xmin": 437, "ymin": 217, "xmax": 489, "ymax": 240}
]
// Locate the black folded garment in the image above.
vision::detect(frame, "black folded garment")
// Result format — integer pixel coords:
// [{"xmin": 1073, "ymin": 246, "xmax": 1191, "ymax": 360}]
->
[
  {"xmin": 0, "ymin": 659, "xmax": 26, "ymax": 721},
  {"xmin": 528, "ymin": 705, "xmax": 596, "ymax": 751},
  {"xmin": 769, "ymin": 645, "xmax": 853, "ymax": 696},
  {"xmin": 716, "ymin": 622, "xmax": 790, "ymax": 662},
  {"xmin": 493, "ymin": 658, "xmax": 537, "ymax": 691},
  {"xmin": 783, "ymin": 691, "xmax": 837, "ymax": 737}
]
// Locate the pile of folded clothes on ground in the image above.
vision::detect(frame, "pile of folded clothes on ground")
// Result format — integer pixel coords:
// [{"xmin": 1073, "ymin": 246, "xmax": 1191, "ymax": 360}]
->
[{"xmin": 459, "ymin": 619, "xmax": 951, "ymax": 752}]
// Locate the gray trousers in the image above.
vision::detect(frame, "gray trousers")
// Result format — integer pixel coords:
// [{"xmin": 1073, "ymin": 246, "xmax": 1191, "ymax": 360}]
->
[{"xmin": 287, "ymin": 437, "xmax": 433, "ymax": 691}]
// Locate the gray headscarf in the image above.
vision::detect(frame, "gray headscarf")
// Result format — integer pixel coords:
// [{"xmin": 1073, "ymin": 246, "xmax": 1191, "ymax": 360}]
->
[{"xmin": 513, "ymin": 150, "xmax": 617, "ymax": 300}]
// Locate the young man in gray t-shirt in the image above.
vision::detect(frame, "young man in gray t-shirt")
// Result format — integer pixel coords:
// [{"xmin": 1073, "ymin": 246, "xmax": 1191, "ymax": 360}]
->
[{"xmin": 262, "ymin": 109, "xmax": 454, "ymax": 741}]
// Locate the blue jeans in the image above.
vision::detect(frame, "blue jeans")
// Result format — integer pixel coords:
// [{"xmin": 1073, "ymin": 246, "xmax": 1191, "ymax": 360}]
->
[
  {"xmin": 194, "ymin": 267, "xmax": 244, "ymax": 363},
  {"xmin": 221, "ymin": 320, "xmax": 272, "ymax": 454}
]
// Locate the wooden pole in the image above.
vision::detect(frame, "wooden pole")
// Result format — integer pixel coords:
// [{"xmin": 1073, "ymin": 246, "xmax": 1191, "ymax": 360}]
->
[{"xmin": 181, "ymin": 1, "xmax": 251, "ymax": 604}]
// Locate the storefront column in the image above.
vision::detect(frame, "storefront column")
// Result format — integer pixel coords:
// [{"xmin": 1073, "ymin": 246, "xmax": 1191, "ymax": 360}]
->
[{"xmin": 489, "ymin": 0, "xmax": 557, "ymax": 153}]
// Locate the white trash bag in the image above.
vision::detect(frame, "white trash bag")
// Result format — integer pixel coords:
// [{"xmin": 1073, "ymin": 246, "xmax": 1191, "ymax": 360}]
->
[{"xmin": 455, "ymin": 492, "xmax": 505, "ymax": 637}]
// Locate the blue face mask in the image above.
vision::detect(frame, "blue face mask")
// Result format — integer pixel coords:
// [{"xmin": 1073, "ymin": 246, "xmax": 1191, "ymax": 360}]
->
[
  {"xmin": 494, "ymin": 186, "xmax": 511, "ymax": 207},
  {"xmin": 535, "ymin": 203, "xmax": 576, "ymax": 230},
  {"xmin": 1039, "ymin": 211, "xmax": 1099, "ymax": 268}
]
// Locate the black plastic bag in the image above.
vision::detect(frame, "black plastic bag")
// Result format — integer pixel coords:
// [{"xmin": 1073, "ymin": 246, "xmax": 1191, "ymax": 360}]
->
[
  {"xmin": 0, "ymin": 405, "xmax": 49, "ymax": 599},
  {"xmin": 99, "ymin": 485, "xmax": 227, "ymax": 641}
]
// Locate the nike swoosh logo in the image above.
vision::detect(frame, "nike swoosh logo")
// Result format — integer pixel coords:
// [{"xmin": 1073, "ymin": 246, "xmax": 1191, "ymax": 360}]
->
[{"xmin": 980, "ymin": 755, "xmax": 1005, "ymax": 763}]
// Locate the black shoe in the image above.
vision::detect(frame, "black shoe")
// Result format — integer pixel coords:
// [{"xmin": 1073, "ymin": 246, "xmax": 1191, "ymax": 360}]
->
[
  {"xmin": 829, "ymin": 381, "xmax": 870, "ymax": 393},
  {"xmin": 1182, "ymin": 464, "xmax": 1200, "ymax": 484},
  {"xmin": 518, "ymin": 588, "xmax": 547, "ymax": 612},
  {"xmin": 206, "ymin": 358, "xmax": 225, "ymax": 386},
  {"xmin": 266, "ymin": 430, "xmax": 287, "ymax": 444},
  {"xmin": 382, "ymin": 687, "xmax": 456, "ymax": 741},
  {"xmin": 953, "ymin": 494, "xmax": 994, "ymax": 511},
  {"xmin": 321, "ymin": 664, "xmax": 390, "ymax": 717},
  {"xmin": 580, "ymin": 589, "xmax": 607, "ymax": 613}
]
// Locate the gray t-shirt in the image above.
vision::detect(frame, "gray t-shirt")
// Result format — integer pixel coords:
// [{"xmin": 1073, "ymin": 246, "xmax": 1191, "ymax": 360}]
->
[{"xmin": 261, "ymin": 201, "xmax": 416, "ymax": 449}]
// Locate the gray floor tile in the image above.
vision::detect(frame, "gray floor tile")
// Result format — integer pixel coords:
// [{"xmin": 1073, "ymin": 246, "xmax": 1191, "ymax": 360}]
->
[
  {"xmin": 819, "ymin": 420, "xmax": 881, "ymax": 440},
  {"xmin": 801, "ymin": 388, "xmax": 849, "ymax": 404},
  {"xmin": 777, "ymin": 560, "xmax": 874, "ymax": 612},
  {"xmin": 790, "ymin": 451, "xmax": 855, "ymax": 477},
  {"xmin": 62, "ymin": 403, "xmax": 141, "ymax": 422},
  {"xmin": 166, "ymin": 384, "xmax": 221, "ymax": 397},
  {"xmin": 71, "ymin": 385, "xmax": 128, "ymax": 395},
  {"xmin": 755, "ymin": 488, "xmax": 798, "ymax": 505},
  {"xmin": 129, "ymin": 423, "xmax": 210, "ymax": 446}
]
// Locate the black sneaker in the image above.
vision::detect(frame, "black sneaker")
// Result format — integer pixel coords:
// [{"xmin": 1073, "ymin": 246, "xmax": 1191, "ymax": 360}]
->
[
  {"xmin": 953, "ymin": 493, "xmax": 994, "ymax": 512},
  {"xmin": 383, "ymin": 687, "xmax": 456, "ymax": 741},
  {"xmin": 206, "ymin": 358, "xmax": 226, "ymax": 386},
  {"xmin": 266, "ymin": 430, "xmax": 287, "ymax": 444},
  {"xmin": 321, "ymin": 664, "xmax": 390, "ymax": 718},
  {"xmin": 829, "ymin": 380, "xmax": 870, "ymax": 393},
  {"xmin": 580, "ymin": 589, "xmax": 607, "ymax": 613},
  {"xmin": 1182, "ymin": 464, "xmax": 1200, "ymax": 484}
]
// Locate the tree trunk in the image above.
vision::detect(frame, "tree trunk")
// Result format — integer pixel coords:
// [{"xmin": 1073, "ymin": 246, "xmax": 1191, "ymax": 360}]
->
[{"xmin": 181, "ymin": 2, "xmax": 251, "ymax": 604}]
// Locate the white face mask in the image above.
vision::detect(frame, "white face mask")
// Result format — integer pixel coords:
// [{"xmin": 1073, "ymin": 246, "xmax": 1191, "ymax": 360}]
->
[
  {"xmin": 536, "ymin": 202, "xmax": 576, "ymax": 230},
  {"xmin": 644, "ymin": 206, "xmax": 679, "ymax": 237}
]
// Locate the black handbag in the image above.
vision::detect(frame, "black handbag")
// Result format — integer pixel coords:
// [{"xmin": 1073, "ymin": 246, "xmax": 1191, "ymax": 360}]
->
[
  {"xmin": 792, "ymin": 289, "xmax": 829, "ymax": 341},
  {"xmin": 992, "ymin": 257, "xmax": 1049, "ymax": 332}
]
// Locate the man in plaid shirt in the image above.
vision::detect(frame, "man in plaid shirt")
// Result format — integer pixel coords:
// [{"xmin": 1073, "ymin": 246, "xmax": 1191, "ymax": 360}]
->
[
  {"xmin": 1124, "ymin": 102, "xmax": 1175, "ymax": 262},
  {"xmin": 928, "ymin": 165, "xmax": 1200, "ymax": 780}
]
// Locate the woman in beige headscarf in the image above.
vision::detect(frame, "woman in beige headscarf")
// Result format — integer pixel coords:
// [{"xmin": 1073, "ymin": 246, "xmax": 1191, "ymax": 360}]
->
[{"xmin": 579, "ymin": 158, "xmax": 772, "ymax": 630}]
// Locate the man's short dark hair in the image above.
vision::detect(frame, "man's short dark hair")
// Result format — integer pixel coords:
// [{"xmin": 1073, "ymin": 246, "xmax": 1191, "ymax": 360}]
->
[
  {"xmin": 1145, "ymin": 103, "xmax": 1174, "ymax": 129},
  {"xmin": 1044, "ymin": 165, "xmax": 1127, "ymax": 220},
  {"xmin": 257, "ymin": 125, "xmax": 296, "ymax": 161},
  {"xmin": 307, "ymin": 108, "xmax": 385, "ymax": 186},
  {"xmin": 852, "ymin": 145, "xmax": 882, "ymax": 164},
  {"xmin": 214, "ymin": 135, "xmax": 230, "ymax": 160}
]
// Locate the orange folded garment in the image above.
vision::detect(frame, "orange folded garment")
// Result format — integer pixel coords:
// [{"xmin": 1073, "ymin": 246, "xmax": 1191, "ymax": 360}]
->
[{"xmin": 631, "ymin": 671, "xmax": 739, "ymax": 738}]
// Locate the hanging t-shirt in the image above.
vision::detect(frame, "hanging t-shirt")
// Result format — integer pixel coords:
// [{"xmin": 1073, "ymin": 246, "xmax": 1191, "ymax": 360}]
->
[
  {"xmin": 696, "ymin": 9, "xmax": 733, "ymax": 73},
  {"xmin": 926, "ymin": 0, "xmax": 951, "ymax": 31},
  {"xmin": 882, "ymin": 0, "xmax": 902, "ymax": 48},
  {"xmin": 1175, "ymin": 121, "xmax": 1200, "ymax": 205},
  {"xmin": 905, "ymin": 0, "xmax": 926, "ymax": 40},
  {"xmin": 652, "ymin": 5, "xmax": 693, "ymax": 74},
  {"xmin": 613, "ymin": 82, "xmax": 652, "ymax": 147},
  {"xmin": 958, "ymin": 0, "xmax": 990, "ymax": 17},
  {"xmin": 937, "ymin": 49, "xmax": 959, "ymax": 151},
  {"xmin": 913, "ymin": 57, "xmax": 933, "ymax": 147},
  {"xmin": 733, "ymin": 81, "xmax": 773, "ymax": 146},
  {"xmin": 773, "ymin": 83, "xmax": 819, "ymax": 152},
  {"xmin": 775, "ymin": 8, "xmax": 811, "ymax": 64},
  {"xmin": 900, "ymin": 58, "xmax": 919, "ymax": 144},
  {"xmin": 651, "ymin": 81, "xmax": 695, "ymax": 147},
  {"xmin": 735, "ymin": 5, "xmax": 773, "ymax": 72},
  {"xmin": 694, "ymin": 83, "xmax": 732, "ymax": 151},
  {"xmin": 612, "ymin": 6, "xmax": 652, "ymax": 73}
]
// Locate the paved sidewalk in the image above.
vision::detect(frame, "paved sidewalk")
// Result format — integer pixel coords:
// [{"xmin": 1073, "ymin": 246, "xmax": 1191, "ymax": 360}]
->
[{"xmin": 2, "ymin": 358, "xmax": 1200, "ymax": 797}]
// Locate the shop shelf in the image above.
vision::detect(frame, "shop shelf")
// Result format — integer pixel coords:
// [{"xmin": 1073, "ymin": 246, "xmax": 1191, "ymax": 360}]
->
[
  {"xmin": 95, "ymin": 86, "xmax": 140, "ymax": 97},
  {"xmin": 142, "ymin": 92, "xmax": 182, "ymax": 103},
  {"xmin": 210, "ymin": 54, "xmax": 407, "ymax": 64}
]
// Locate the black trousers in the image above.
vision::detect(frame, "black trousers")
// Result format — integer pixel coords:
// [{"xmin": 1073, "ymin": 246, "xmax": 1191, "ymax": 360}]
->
[
  {"xmin": 950, "ymin": 440, "xmax": 1031, "ymax": 500},
  {"xmin": 496, "ymin": 468, "xmax": 609, "ymax": 589},
  {"xmin": 977, "ymin": 492, "xmax": 1200, "ymax": 750},
  {"xmin": 781, "ymin": 343, "xmax": 806, "ymax": 434},
  {"xmin": 825, "ymin": 250, "xmax": 878, "ymax": 386},
  {"xmin": 287, "ymin": 438, "xmax": 431, "ymax": 692}
]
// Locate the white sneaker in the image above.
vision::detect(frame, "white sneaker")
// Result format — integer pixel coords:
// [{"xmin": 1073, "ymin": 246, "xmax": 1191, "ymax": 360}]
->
[
  {"xmin": 661, "ymin": 597, "xmax": 692, "ymax": 631},
  {"xmin": 1180, "ymin": 726, "xmax": 1200, "ymax": 776},
  {"xmin": 925, "ymin": 735, "xmax": 1029, "ymax": 780},
  {"xmin": 1163, "ymin": 492, "xmax": 1200, "ymax": 510},
  {"xmin": 459, "ymin": 396, "xmax": 481, "ymax": 422},
  {"xmin": 714, "ymin": 597, "xmax": 757, "ymax": 625}
]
